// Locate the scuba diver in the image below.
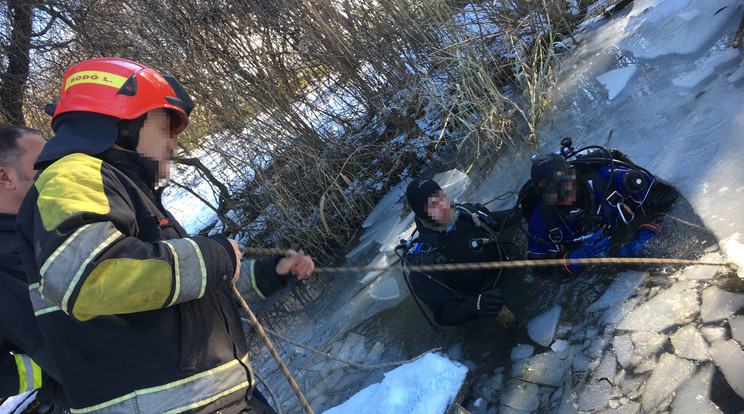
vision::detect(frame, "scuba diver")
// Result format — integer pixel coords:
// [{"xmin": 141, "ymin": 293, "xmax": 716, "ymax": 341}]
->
[
  {"xmin": 514, "ymin": 138, "xmax": 680, "ymax": 276},
  {"xmin": 396, "ymin": 178, "xmax": 517, "ymax": 327}
]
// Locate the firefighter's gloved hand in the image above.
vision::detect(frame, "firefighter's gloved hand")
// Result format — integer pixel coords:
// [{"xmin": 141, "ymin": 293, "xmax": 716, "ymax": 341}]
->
[
  {"xmin": 567, "ymin": 230, "xmax": 611, "ymax": 271},
  {"xmin": 620, "ymin": 229, "xmax": 656, "ymax": 258},
  {"xmin": 470, "ymin": 289, "xmax": 504, "ymax": 316}
]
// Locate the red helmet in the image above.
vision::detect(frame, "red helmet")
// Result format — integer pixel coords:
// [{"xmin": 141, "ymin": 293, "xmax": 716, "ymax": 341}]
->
[{"xmin": 50, "ymin": 57, "xmax": 192, "ymax": 134}]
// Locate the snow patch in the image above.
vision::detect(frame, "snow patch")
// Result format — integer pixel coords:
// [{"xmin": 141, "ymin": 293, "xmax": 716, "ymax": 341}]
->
[
  {"xmin": 324, "ymin": 353, "xmax": 467, "ymax": 414},
  {"xmin": 596, "ymin": 65, "xmax": 637, "ymax": 100}
]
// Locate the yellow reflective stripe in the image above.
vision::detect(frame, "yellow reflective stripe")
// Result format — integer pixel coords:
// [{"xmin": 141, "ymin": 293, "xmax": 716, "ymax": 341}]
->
[
  {"xmin": 249, "ymin": 260, "xmax": 266, "ymax": 300},
  {"xmin": 14, "ymin": 354, "xmax": 40, "ymax": 393},
  {"xmin": 39, "ymin": 222, "xmax": 122, "ymax": 314},
  {"xmin": 161, "ymin": 239, "xmax": 208, "ymax": 306},
  {"xmin": 32, "ymin": 360, "xmax": 42, "ymax": 390},
  {"xmin": 13, "ymin": 354, "xmax": 26, "ymax": 393},
  {"xmin": 70, "ymin": 354, "xmax": 251, "ymax": 414},
  {"xmin": 36, "ymin": 154, "xmax": 109, "ymax": 231},
  {"xmin": 65, "ymin": 70, "xmax": 127, "ymax": 91},
  {"xmin": 73, "ymin": 258, "xmax": 172, "ymax": 320}
]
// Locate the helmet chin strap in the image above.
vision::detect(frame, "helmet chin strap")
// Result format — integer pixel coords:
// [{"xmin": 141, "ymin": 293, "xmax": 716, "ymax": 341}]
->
[{"xmin": 115, "ymin": 114, "xmax": 148, "ymax": 151}]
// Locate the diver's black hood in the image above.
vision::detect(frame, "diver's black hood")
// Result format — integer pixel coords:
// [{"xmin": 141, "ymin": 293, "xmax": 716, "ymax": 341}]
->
[
  {"xmin": 530, "ymin": 153, "xmax": 573, "ymax": 186},
  {"xmin": 406, "ymin": 178, "xmax": 442, "ymax": 223}
]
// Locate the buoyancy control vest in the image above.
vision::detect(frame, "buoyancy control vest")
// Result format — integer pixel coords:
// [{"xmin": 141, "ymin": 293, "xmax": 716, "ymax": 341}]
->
[
  {"xmin": 521, "ymin": 148, "xmax": 656, "ymax": 255},
  {"xmin": 395, "ymin": 203, "xmax": 512, "ymax": 327},
  {"xmin": 398, "ymin": 203, "xmax": 510, "ymax": 292}
]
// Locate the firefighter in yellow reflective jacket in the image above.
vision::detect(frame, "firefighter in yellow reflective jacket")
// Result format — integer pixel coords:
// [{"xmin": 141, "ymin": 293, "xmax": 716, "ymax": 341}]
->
[{"xmin": 16, "ymin": 58, "xmax": 314, "ymax": 414}]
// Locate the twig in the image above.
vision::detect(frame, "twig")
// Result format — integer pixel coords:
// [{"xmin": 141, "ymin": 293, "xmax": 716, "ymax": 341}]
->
[{"xmin": 734, "ymin": 12, "xmax": 744, "ymax": 49}]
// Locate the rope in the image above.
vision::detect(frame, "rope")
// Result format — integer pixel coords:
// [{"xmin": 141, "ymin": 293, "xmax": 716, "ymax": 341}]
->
[
  {"xmin": 233, "ymin": 282, "xmax": 443, "ymax": 413},
  {"xmin": 231, "ymin": 284, "xmax": 315, "ymax": 414},
  {"xmin": 239, "ymin": 247, "xmax": 734, "ymax": 274},
  {"xmin": 242, "ymin": 316, "xmax": 442, "ymax": 370},
  {"xmin": 234, "ymin": 245, "xmax": 734, "ymax": 413}
]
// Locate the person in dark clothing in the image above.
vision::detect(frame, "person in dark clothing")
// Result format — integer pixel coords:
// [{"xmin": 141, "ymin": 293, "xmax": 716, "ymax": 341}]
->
[
  {"xmin": 15, "ymin": 58, "xmax": 314, "ymax": 414},
  {"xmin": 399, "ymin": 178, "xmax": 516, "ymax": 326},
  {"xmin": 523, "ymin": 145, "xmax": 680, "ymax": 276},
  {"xmin": 0, "ymin": 125, "xmax": 67, "ymax": 413}
]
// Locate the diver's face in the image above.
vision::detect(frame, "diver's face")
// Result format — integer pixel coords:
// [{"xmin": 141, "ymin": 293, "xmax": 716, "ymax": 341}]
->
[
  {"xmin": 543, "ymin": 170, "xmax": 577, "ymax": 206},
  {"xmin": 426, "ymin": 190, "xmax": 453, "ymax": 224}
]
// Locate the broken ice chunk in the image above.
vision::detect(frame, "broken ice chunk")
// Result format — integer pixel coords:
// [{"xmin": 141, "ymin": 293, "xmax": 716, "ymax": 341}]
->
[
  {"xmin": 551, "ymin": 339, "xmax": 569, "ymax": 352},
  {"xmin": 597, "ymin": 65, "xmax": 637, "ymax": 100},
  {"xmin": 368, "ymin": 275, "xmax": 401, "ymax": 300},
  {"xmin": 593, "ymin": 349, "xmax": 617, "ymax": 383},
  {"xmin": 613, "ymin": 335, "xmax": 634, "ymax": 368},
  {"xmin": 519, "ymin": 351, "xmax": 572, "ymax": 387},
  {"xmin": 642, "ymin": 353, "xmax": 695, "ymax": 412},
  {"xmin": 527, "ymin": 305, "xmax": 561, "ymax": 347},
  {"xmin": 722, "ymin": 236, "xmax": 744, "ymax": 279},
  {"xmin": 701, "ymin": 326, "xmax": 727, "ymax": 345},
  {"xmin": 587, "ymin": 271, "xmax": 647, "ymax": 312},
  {"xmin": 631, "ymin": 330, "xmax": 667, "ymax": 362},
  {"xmin": 730, "ymin": 315, "xmax": 744, "ymax": 345},
  {"xmin": 700, "ymin": 286, "xmax": 744, "ymax": 323},
  {"xmin": 578, "ymin": 350, "xmax": 616, "ymax": 411},
  {"xmin": 601, "ymin": 401, "xmax": 641, "ymax": 414},
  {"xmin": 671, "ymin": 365, "xmax": 723, "ymax": 414},
  {"xmin": 676, "ymin": 253, "xmax": 722, "ymax": 281},
  {"xmin": 617, "ymin": 284, "xmax": 698, "ymax": 331},
  {"xmin": 710, "ymin": 340, "xmax": 744, "ymax": 399},
  {"xmin": 360, "ymin": 252, "xmax": 396, "ymax": 285},
  {"xmin": 500, "ymin": 380, "xmax": 539, "ymax": 412},
  {"xmin": 510, "ymin": 344, "xmax": 534, "ymax": 360},
  {"xmin": 670, "ymin": 325, "xmax": 709, "ymax": 361}
]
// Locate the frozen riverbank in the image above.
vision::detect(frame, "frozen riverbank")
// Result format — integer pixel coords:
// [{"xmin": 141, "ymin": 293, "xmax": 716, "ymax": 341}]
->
[{"xmin": 239, "ymin": 1, "xmax": 744, "ymax": 413}]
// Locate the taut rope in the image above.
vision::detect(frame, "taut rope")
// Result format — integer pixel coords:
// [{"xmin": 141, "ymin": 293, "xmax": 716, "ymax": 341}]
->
[{"xmin": 239, "ymin": 247, "xmax": 734, "ymax": 274}]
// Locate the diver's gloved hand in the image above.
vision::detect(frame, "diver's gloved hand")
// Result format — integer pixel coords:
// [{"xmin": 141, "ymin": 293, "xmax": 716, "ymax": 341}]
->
[
  {"xmin": 620, "ymin": 224, "xmax": 661, "ymax": 257},
  {"xmin": 468, "ymin": 289, "xmax": 504, "ymax": 316},
  {"xmin": 565, "ymin": 230, "xmax": 611, "ymax": 273},
  {"xmin": 619, "ymin": 230, "xmax": 654, "ymax": 257}
]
